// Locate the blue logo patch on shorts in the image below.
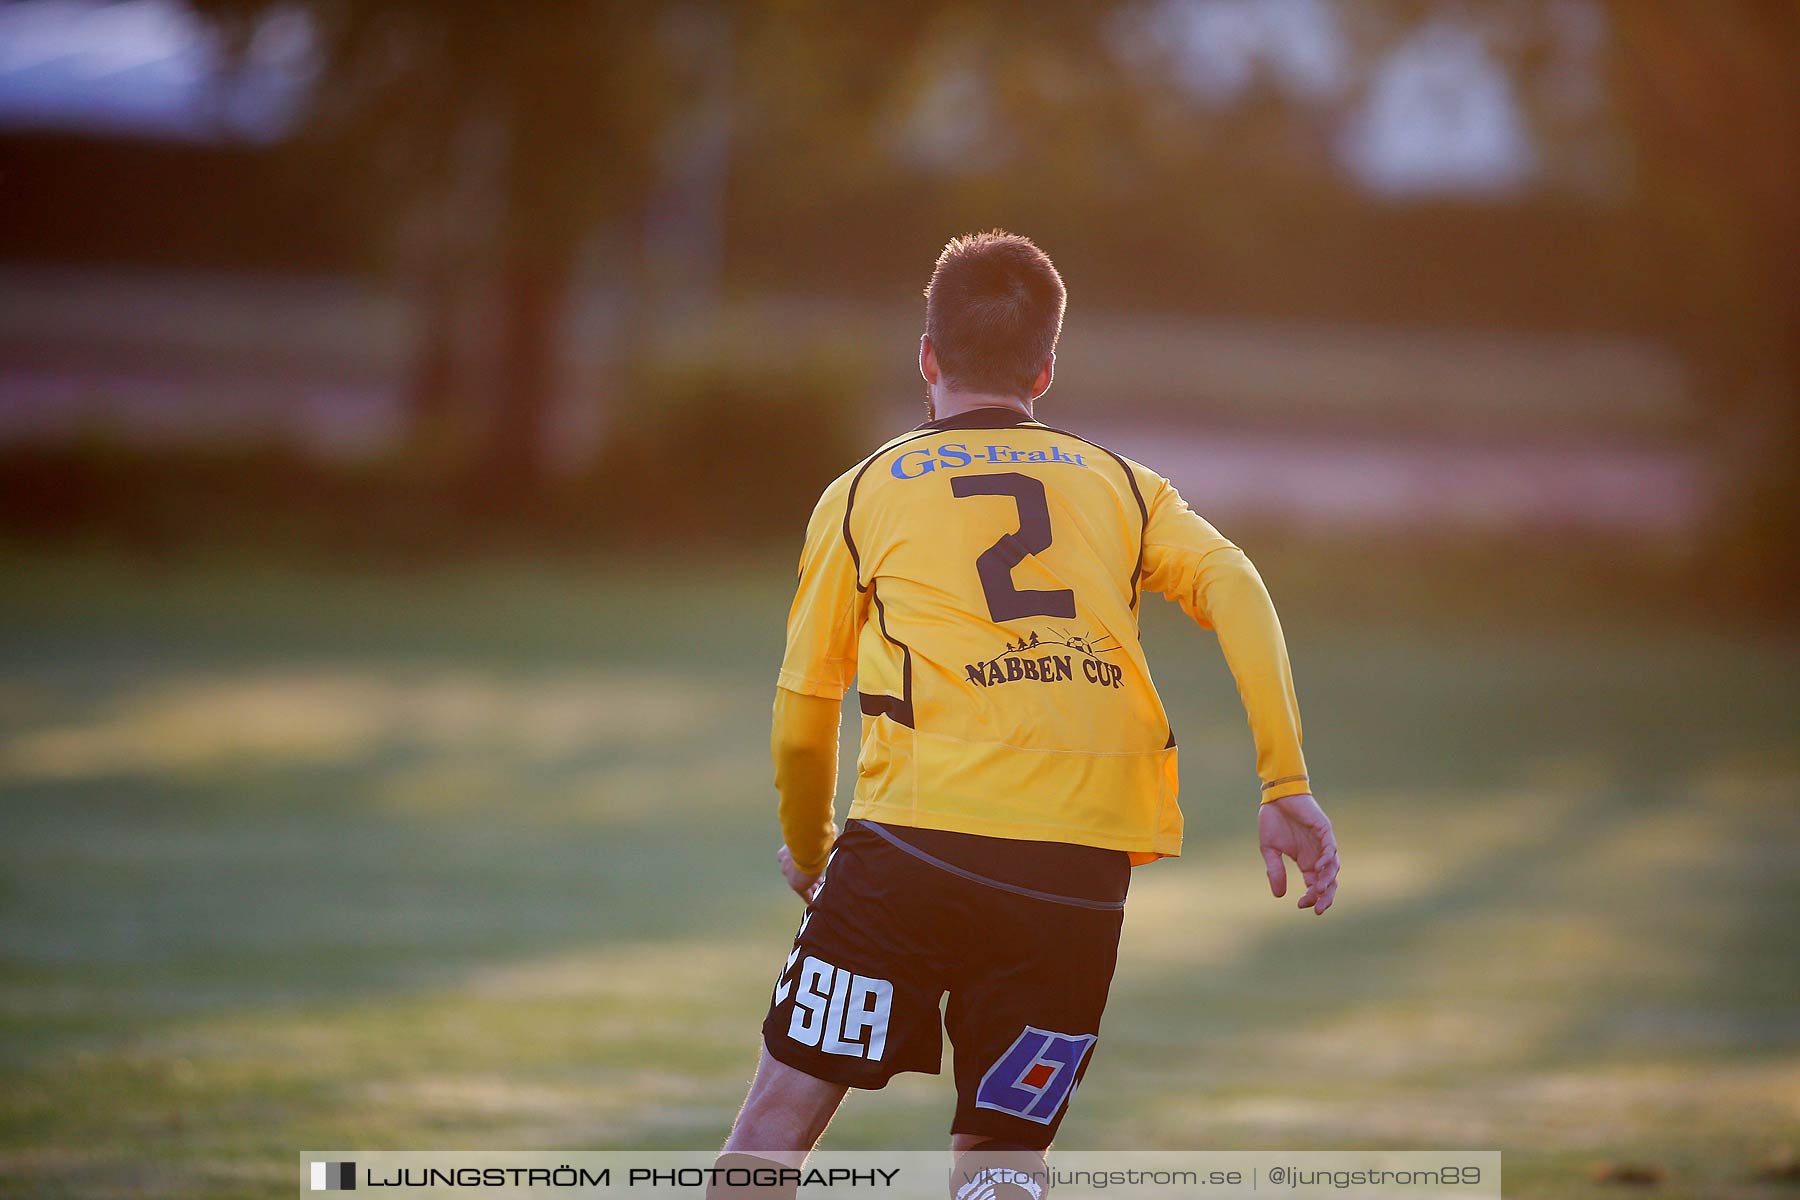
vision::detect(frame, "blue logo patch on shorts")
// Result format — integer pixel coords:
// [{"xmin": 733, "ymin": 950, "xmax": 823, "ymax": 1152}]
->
[{"xmin": 973, "ymin": 1026, "xmax": 1097, "ymax": 1123}]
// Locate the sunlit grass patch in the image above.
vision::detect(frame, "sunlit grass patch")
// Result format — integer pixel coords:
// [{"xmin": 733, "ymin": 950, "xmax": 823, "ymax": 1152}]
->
[
  {"xmin": 0, "ymin": 552, "xmax": 1796, "ymax": 1197},
  {"xmin": 0, "ymin": 669, "xmax": 734, "ymax": 782}
]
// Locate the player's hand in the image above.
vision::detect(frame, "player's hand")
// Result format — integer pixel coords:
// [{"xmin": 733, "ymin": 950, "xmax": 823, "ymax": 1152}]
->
[
  {"xmin": 777, "ymin": 845, "xmax": 822, "ymax": 904},
  {"xmin": 1258, "ymin": 793, "xmax": 1339, "ymax": 915}
]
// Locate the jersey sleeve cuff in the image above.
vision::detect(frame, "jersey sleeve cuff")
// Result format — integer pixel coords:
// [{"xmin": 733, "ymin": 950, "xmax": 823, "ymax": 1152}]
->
[
  {"xmin": 776, "ymin": 669, "xmax": 848, "ymax": 700},
  {"xmin": 1259, "ymin": 775, "xmax": 1311, "ymax": 803},
  {"xmin": 790, "ymin": 848, "xmax": 832, "ymax": 875}
]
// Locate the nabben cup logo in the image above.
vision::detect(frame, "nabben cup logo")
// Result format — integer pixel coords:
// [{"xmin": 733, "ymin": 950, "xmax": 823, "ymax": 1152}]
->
[
  {"xmin": 309, "ymin": 1161, "xmax": 356, "ymax": 1190},
  {"xmin": 964, "ymin": 627, "xmax": 1124, "ymax": 690}
]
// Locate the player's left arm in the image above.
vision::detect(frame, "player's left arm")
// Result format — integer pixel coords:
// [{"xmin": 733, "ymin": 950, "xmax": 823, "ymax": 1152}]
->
[
  {"xmin": 771, "ymin": 471, "xmax": 867, "ymax": 899},
  {"xmin": 1135, "ymin": 469, "xmax": 1339, "ymax": 914},
  {"xmin": 772, "ymin": 688, "xmax": 841, "ymax": 900}
]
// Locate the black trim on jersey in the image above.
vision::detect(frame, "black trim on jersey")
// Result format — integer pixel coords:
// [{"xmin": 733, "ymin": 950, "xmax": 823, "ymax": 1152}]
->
[
  {"xmin": 919, "ymin": 405, "xmax": 1037, "ymax": 431},
  {"xmin": 1033, "ymin": 423, "xmax": 1150, "ymax": 613},
  {"xmin": 842, "ymin": 415, "xmax": 1040, "ymax": 729},
  {"xmin": 840, "ymin": 430, "xmax": 953, "ymax": 732},
  {"xmin": 837, "ymin": 413, "xmax": 1154, "ymax": 739},
  {"xmin": 858, "ymin": 584, "xmax": 915, "ymax": 727},
  {"xmin": 841, "ymin": 429, "xmax": 944, "ymax": 589}
]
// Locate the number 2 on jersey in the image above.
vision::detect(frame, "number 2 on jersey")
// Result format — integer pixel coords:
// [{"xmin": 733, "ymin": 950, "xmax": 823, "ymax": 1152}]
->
[{"xmin": 950, "ymin": 472, "xmax": 1077, "ymax": 622}]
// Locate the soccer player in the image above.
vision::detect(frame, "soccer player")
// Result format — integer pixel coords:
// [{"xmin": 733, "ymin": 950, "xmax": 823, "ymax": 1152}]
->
[{"xmin": 709, "ymin": 232, "xmax": 1339, "ymax": 1200}]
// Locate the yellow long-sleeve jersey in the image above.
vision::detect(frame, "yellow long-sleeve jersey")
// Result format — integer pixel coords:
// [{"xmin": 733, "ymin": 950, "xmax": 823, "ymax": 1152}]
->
[{"xmin": 775, "ymin": 407, "xmax": 1310, "ymax": 872}]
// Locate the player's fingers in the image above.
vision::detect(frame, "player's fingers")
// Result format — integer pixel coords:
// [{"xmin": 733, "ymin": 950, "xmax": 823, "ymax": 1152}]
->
[
  {"xmin": 1312, "ymin": 876, "xmax": 1338, "ymax": 915},
  {"xmin": 1311, "ymin": 850, "xmax": 1338, "ymax": 886},
  {"xmin": 1305, "ymin": 853, "xmax": 1339, "ymax": 910},
  {"xmin": 1262, "ymin": 844, "xmax": 1288, "ymax": 897}
]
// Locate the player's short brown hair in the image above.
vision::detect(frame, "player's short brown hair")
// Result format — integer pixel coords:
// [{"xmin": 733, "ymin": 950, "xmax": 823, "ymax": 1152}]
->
[{"xmin": 924, "ymin": 231, "xmax": 1066, "ymax": 399}]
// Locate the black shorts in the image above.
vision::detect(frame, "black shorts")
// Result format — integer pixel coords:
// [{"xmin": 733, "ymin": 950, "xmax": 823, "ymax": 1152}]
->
[{"xmin": 761, "ymin": 820, "xmax": 1128, "ymax": 1147}]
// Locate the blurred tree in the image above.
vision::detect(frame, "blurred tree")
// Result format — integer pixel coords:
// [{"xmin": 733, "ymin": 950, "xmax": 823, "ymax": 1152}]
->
[
  {"xmin": 189, "ymin": 0, "xmax": 1140, "ymax": 497},
  {"xmin": 190, "ymin": 0, "xmax": 676, "ymax": 500}
]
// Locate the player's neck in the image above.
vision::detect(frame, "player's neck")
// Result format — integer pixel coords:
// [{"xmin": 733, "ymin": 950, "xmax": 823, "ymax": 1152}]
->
[{"xmin": 929, "ymin": 390, "xmax": 1033, "ymax": 424}]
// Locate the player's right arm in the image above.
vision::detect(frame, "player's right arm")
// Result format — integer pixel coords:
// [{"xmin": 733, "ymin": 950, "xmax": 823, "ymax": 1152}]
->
[
  {"xmin": 1134, "ymin": 469, "xmax": 1339, "ymax": 914},
  {"xmin": 771, "ymin": 470, "xmax": 868, "ymax": 890}
]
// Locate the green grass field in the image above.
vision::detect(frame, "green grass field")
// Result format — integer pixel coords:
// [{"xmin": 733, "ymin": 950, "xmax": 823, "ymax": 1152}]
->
[{"xmin": 1, "ymin": 550, "xmax": 1796, "ymax": 1198}]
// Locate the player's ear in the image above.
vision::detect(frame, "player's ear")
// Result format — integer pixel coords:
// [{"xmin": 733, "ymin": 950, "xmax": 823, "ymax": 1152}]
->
[
  {"xmin": 920, "ymin": 335, "xmax": 940, "ymax": 386},
  {"xmin": 1029, "ymin": 352, "xmax": 1054, "ymax": 401}
]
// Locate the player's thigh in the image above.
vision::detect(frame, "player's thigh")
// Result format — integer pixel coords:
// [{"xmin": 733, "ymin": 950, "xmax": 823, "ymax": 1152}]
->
[
  {"xmin": 944, "ymin": 897, "xmax": 1124, "ymax": 1147},
  {"xmin": 724, "ymin": 1047, "xmax": 849, "ymax": 1160}
]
